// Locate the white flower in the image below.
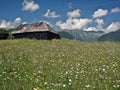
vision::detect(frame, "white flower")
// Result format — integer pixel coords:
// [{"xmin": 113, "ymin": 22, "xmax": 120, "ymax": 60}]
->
[
  {"xmin": 102, "ymin": 68, "xmax": 105, "ymax": 71},
  {"xmin": 44, "ymin": 82, "xmax": 48, "ymax": 85},
  {"xmin": 69, "ymin": 79, "xmax": 72, "ymax": 82},
  {"xmin": 63, "ymin": 84, "xmax": 66, "ymax": 87},
  {"xmin": 85, "ymin": 85, "xmax": 90, "ymax": 88}
]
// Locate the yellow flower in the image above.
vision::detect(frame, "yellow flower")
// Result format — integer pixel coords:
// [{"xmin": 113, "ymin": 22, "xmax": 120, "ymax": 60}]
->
[
  {"xmin": 33, "ymin": 87, "xmax": 40, "ymax": 90},
  {"xmin": 44, "ymin": 82, "xmax": 48, "ymax": 85},
  {"xmin": 105, "ymin": 84, "xmax": 108, "ymax": 90},
  {"xmin": 112, "ymin": 64, "xmax": 115, "ymax": 67}
]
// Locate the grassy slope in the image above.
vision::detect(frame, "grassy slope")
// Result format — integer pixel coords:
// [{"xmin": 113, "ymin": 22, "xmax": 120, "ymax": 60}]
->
[{"xmin": 0, "ymin": 39, "xmax": 120, "ymax": 90}]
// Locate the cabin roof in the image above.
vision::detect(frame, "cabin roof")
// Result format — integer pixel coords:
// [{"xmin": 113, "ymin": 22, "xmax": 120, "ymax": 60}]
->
[{"xmin": 12, "ymin": 22, "xmax": 58, "ymax": 34}]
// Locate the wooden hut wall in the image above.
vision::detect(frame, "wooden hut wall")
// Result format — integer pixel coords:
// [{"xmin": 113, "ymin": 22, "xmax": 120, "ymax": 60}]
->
[
  {"xmin": 13, "ymin": 31, "xmax": 60, "ymax": 40},
  {"xmin": 47, "ymin": 32, "xmax": 60, "ymax": 40}
]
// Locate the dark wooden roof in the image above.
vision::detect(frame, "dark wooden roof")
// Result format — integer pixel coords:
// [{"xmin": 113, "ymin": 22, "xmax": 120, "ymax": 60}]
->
[{"xmin": 12, "ymin": 22, "xmax": 58, "ymax": 34}]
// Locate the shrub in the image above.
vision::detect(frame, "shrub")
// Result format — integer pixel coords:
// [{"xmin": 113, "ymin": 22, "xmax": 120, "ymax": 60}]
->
[{"xmin": 0, "ymin": 28, "xmax": 9, "ymax": 39}]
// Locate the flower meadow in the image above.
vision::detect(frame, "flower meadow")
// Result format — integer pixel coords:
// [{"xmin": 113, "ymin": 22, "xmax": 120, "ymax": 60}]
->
[{"xmin": 0, "ymin": 39, "xmax": 120, "ymax": 90}]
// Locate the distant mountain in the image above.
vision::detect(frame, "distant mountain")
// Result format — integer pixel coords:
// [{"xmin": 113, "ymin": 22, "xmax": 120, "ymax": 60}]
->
[
  {"xmin": 58, "ymin": 31, "xmax": 74, "ymax": 39},
  {"xmin": 58, "ymin": 29, "xmax": 104, "ymax": 41},
  {"xmin": 98, "ymin": 29, "xmax": 120, "ymax": 41}
]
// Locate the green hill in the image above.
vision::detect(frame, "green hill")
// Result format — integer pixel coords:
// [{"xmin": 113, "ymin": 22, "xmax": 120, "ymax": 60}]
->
[
  {"xmin": 58, "ymin": 31, "xmax": 74, "ymax": 39},
  {"xmin": 0, "ymin": 39, "xmax": 120, "ymax": 90},
  {"xmin": 98, "ymin": 29, "xmax": 120, "ymax": 41}
]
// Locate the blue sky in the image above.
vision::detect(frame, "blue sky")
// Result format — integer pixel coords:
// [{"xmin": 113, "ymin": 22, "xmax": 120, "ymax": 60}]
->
[{"xmin": 0, "ymin": 0, "xmax": 120, "ymax": 32}]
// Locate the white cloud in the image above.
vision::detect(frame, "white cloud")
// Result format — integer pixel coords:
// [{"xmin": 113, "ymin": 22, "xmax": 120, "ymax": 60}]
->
[
  {"xmin": 85, "ymin": 26, "xmax": 104, "ymax": 31},
  {"xmin": 56, "ymin": 18, "xmax": 92, "ymax": 29},
  {"xmin": 85, "ymin": 19, "xmax": 104, "ymax": 31},
  {"xmin": 14, "ymin": 17, "xmax": 22, "ymax": 23},
  {"xmin": 105, "ymin": 22, "xmax": 120, "ymax": 32},
  {"xmin": 22, "ymin": 0, "xmax": 40, "ymax": 12},
  {"xmin": 95, "ymin": 18, "xmax": 104, "ymax": 25},
  {"xmin": 95, "ymin": 18, "xmax": 104, "ymax": 31},
  {"xmin": 67, "ymin": 9, "xmax": 81, "ymax": 18},
  {"xmin": 0, "ymin": 20, "xmax": 12, "ymax": 29},
  {"xmin": 0, "ymin": 17, "xmax": 22, "ymax": 29},
  {"xmin": 93, "ymin": 9, "xmax": 108, "ymax": 18},
  {"xmin": 85, "ymin": 27, "xmax": 97, "ymax": 31},
  {"xmin": 43, "ymin": 9, "xmax": 60, "ymax": 18},
  {"xmin": 22, "ymin": 21, "xmax": 27, "ymax": 24},
  {"xmin": 110, "ymin": 7, "xmax": 120, "ymax": 13}
]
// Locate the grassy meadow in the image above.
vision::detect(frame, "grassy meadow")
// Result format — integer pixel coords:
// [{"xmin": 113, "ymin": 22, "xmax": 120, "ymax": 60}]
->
[{"xmin": 0, "ymin": 39, "xmax": 120, "ymax": 90}]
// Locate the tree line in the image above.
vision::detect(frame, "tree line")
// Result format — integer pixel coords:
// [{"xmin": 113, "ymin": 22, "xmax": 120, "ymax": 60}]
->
[{"xmin": 0, "ymin": 28, "xmax": 14, "ymax": 40}]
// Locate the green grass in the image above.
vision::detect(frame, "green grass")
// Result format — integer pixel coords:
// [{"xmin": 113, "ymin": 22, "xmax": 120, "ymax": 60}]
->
[{"xmin": 0, "ymin": 39, "xmax": 120, "ymax": 90}]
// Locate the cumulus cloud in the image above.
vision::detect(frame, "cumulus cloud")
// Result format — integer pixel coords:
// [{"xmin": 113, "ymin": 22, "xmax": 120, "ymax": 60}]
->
[
  {"xmin": 95, "ymin": 18, "xmax": 104, "ymax": 25},
  {"xmin": 85, "ymin": 19, "xmax": 104, "ymax": 31},
  {"xmin": 85, "ymin": 27, "xmax": 97, "ymax": 31},
  {"xmin": 14, "ymin": 17, "xmax": 22, "ymax": 23},
  {"xmin": 22, "ymin": 21, "xmax": 27, "ymax": 24},
  {"xmin": 67, "ymin": 9, "xmax": 81, "ymax": 18},
  {"xmin": 105, "ymin": 22, "xmax": 120, "ymax": 32},
  {"xmin": 43, "ymin": 9, "xmax": 60, "ymax": 18},
  {"xmin": 56, "ymin": 9, "xmax": 92, "ymax": 29},
  {"xmin": 56, "ymin": 18, "xmax": 92, "ymax": 29},
  {"xmin": 93, "ymin": 9, "xmax": 108, "ymax": 18},
  {"xmin": 0, "ymin": 17, "xmax": 22, "ymax": 29},
  {"xmin": 95, "ymin": 18, "xmax": 104, "ymax": 31},
  {"xmin": 0, "ymin": 20, "xmax": 12, "ymax": 29},
  {"xmin": 110, "ymin": 7, "xmax": 120, "ymax": 13},
  {"xmin": 22, "ymin": 0, "xmax": 40, "ymax": 12}
]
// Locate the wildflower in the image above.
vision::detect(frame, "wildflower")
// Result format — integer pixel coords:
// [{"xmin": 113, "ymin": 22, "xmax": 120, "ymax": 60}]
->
[
  {"xmin": 85, "ymin": 85, "xmax": 90, "ymax": 88},
  {"xmin": 33, "ymin": 87, "xmax": 40, "ymax": 90},
  {"xmin": 63, "ymin": 84, "xmax": 66, "ymax": 87},
  {"xmin": 117, "ymin": 85, "xmax": 120, "ymax": 88},
  {"xmin": 102, "ymin": 68, "xmax": 105, "ymax": 71},
  {"xmin": 112, "ymin": 64, "xmax": 115, "ymax": 67},
  {"xmin": 69, "ymin": 82, "xmax": 71, "ymax": 85},
  {"xmin": 44, "ymin": 82, "xmax": 48, "ymax": 85},
  {"xmin": 105, "ymin": 84, "xmax": 108, "ymax": 90},
  {"xmin": 65, "ymin": 71, "xmax": 68, "ymax": 74},
  {"xmin": 69, "ymin": 79, "xmax": 72, "ymax": 82}
]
